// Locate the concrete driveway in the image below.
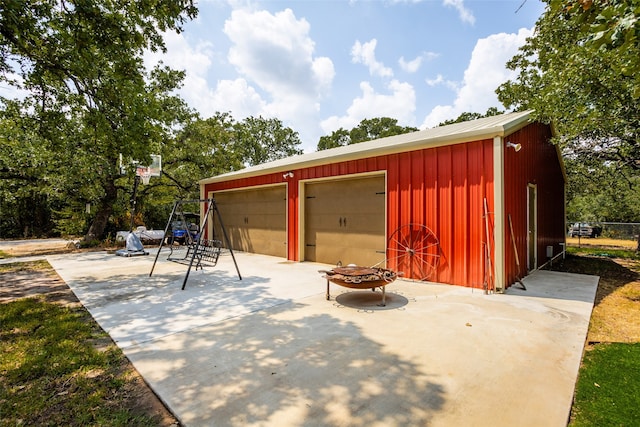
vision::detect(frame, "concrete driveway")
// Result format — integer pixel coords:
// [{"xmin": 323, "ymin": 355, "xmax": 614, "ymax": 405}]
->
[{"xmin": 47, "ymin": 249, "xmax": 598, "ymax": 427}]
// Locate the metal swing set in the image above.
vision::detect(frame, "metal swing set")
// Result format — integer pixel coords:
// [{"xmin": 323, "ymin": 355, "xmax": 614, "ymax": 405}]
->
[{"xmin": 149, "ymin": 198, "xmax": 242, "ymax": 290}]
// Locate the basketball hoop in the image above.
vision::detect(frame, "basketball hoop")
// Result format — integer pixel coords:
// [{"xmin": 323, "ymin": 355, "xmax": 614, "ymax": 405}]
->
[
  {"xmin": 137, "ymin": 166, "xmax": 152, "ymax": 185},
  {"xmin": 140, "ymin": 169, "xmax": 151, "ymax": 185}
]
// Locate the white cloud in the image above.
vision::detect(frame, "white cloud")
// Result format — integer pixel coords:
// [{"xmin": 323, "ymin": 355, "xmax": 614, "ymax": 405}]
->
[
  {"xmin": 425, "ymin": 74, "xmax": 444, "ymax": 87},
  {"xmin": 145, "ymin": 7, "xmax": 335, "ymax": 150},
  {"xmin": 221, "ymin": 8, "xmax": 335, "ymax": 147},
  {"xmin": 421, "ymin": 28, "xmax": 533, "ymax": 128},
  {"xmin": 321, "ymin": 80, "xmax": 415, "ymax": 133},
  {"xmin": 425, "ymin": 74, "xmax": 459, "ymax": 91},
  {"xmin": 144, "ymin": 32, "xmax": 269, "ymax": 119},
  {"xmin": 398, "ymin": 56, "xmax": 422, "ymax": 73},
  {"xmin": 143, "ymin": 31, "xmax": 224, "ymax": 114},
  {"xmin": 224, "ymin": 8, "xmax": 334, "ymax": 97},
  {"xmin": 351, "ymin": 39, "xmax": 394, "ymax": 78},
  {"xmin": 209, "ymin": 78, "xmax": 267, "ymax": 117},
  {"xmin": 399, "ymin": 51, "xmax": 439, "ymax": 73},
  {"xmin": 443, "ymin": 0, "xmax": 475, "ymax": 25}
]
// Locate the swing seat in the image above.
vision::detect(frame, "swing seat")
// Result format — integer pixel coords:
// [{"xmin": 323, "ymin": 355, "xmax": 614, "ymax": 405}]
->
[{"xmin": 167, "ymin": 239, "xmax": 222, "ymax": 270}]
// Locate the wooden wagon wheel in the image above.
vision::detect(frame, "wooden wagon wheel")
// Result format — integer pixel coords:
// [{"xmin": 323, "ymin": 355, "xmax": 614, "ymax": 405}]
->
[{"xmin": 387, "ymin": 224, "xmax": 440, "ymax": 281}]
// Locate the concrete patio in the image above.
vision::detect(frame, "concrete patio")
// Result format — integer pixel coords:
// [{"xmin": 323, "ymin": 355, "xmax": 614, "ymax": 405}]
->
[{"xmin": 47, "ymin": 249, "xmax": 598, "ymax": 426}]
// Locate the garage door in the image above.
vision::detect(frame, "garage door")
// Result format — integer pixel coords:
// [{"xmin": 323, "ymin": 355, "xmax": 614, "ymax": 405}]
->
[
  {"xmin": 213, "ymin": 186, "xmax": 287, "ymax": 258},
  {"xmin": 305, "ymin": 175, "xmax": 385, "ymax": 266}
]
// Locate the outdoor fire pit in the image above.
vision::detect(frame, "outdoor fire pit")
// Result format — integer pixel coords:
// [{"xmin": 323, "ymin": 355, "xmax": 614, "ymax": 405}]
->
[{"xmin": 319, "ymin": 265, "xmax": 400, "ymax": 306}]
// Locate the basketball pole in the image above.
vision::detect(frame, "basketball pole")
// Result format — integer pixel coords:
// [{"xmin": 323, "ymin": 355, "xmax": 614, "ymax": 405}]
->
[{"xmin": 129, "ymin": 174, "xmax": 141, "ymax": 233}]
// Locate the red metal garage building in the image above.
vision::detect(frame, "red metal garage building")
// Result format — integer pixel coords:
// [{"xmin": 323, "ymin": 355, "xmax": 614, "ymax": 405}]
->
[{"xmin": 200, "ymin": 110, "xmax": 566, "ymax": 291}]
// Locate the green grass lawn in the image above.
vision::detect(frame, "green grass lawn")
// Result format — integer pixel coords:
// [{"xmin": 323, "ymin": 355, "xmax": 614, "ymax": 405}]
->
[
  {"xmin": 0, "ymin": 298, "xmax": 159, "ymax": 426},
  {"xmin": 563, "ymin": 246, "xmax": 640, "ymax": 426},
  {"xmin": 570, "ymin": 343, "xmax": 640, "ymax": 426}
]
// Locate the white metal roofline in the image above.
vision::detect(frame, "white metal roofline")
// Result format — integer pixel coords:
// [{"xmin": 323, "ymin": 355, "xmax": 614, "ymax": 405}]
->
[{"xmin": 200, "ymin": 110, "xmax": 533, "ymax": 185}]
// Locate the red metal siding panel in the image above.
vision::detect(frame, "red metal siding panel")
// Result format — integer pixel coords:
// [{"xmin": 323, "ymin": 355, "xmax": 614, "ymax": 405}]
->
[
  {"xmin": 436, "ymin": 147, "xmax": 453, "ymax": 284},
  {"xmin": 424, "ymin": 153, "xmax": 438, "ymax": 245},
  {"xmin": 398, "ymin": 152, "xmax": 413, "ymax": 227},
  {"xmin": 386, "ymin": 154, "xmax": 400, "ymax": 252},
  {"xmin": 452, "ymin": 144, "xmax": 469, "ymax": 285},
  {"xmin": 483, "ymin": 140, "xmax": 495, "ymax": 289},
  {"xmin": 467, "ymin": 141, "xmax": 486, "ymax": 288},
  {"xmin": 503, "ymin": 123, "xmax": 564, "ymax": 288},
  {"xmin": 411, "ymin": 152, "xmax": 425, "ymax": 226}
]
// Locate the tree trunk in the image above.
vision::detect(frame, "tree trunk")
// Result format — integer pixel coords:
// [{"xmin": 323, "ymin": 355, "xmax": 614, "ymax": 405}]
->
[{"xmin": 84, "ymin": 179, "xmax": 118, "ymax": 243}]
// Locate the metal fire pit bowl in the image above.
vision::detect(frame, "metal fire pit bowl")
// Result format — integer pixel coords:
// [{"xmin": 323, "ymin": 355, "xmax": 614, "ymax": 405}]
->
[{"xmin": 319, "ymin": 266, "xmax": 399, "ymax": 306}]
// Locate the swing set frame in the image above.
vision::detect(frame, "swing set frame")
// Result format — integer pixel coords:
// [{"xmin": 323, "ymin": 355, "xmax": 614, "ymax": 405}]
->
[{"xmin": 149, "ymin": 198, "xmax": 242, "ymax": 289}]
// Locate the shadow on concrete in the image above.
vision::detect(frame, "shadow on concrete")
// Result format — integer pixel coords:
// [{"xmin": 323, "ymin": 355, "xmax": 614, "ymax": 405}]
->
[
  {"xmin": 129, "ymin": 302, "xmax": 446, "ymax": 426},
  {"xmin": 65, "ymin": 267, "xmax": 284, "ymax": 347},
  {"xmin": 335, "ymin": 291, "xmax": 409, "ymax": 311}
]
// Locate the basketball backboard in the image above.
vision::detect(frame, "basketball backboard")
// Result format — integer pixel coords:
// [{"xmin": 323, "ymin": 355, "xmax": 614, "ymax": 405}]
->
[{"xmin": 120, "ymin": 154, "xmax": 162, "ymax": 178}]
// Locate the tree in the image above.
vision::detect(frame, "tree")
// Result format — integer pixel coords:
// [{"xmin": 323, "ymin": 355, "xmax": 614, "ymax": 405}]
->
[
  {"xmin": 0, "ymin": 112, "xmax": 56, "ymax": 237},
  {"xmin": 496, "ymin": 0, "xmax": 640, "ymax": 250},
  {"xmin": 234, "ymin": 116, "xmax": 303, "ymax": 166},
  {"xmin": 564, "ymin": 155, "xmax": 640, "ymax": 223},
  {"xmin": 317, "ymin": 117, "xmax": 418, "ymax": 151},
  {"xmin": 318, "ymin": 128, "xmax": 350, "ymax": 151},
  {"xmin": 557, "ymin": 0, "xmax": 640, "ymax": 98},
  {"xmin": 156, "ymin": 113, "xmax": 242, "ymax": 197},
  {"xmin": 0, "ymin": 1, "xmax": 197, "ymax": 242},
  {"xmin": 437, "ymin": 107, "xmax": 503, "ymax": 126},
  {"xmin": 151, "ymin": 113, "xmax": 302, "ymax": 203}
]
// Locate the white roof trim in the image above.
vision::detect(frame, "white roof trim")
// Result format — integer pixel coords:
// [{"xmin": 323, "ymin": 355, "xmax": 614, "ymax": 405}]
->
[{"xmin": 200, "ymin": 110, "xmax": 533, "ymax": 185}]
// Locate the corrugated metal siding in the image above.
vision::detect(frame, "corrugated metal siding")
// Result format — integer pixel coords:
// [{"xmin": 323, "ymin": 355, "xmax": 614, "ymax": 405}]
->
[
  {"xmin": 385, "ymin": 140, "xmax": 494, "ymax": 287},
  {"xmin": 205, "ymin": 139, "xmax": 494, "ymax": 288},
  {"xmin": 503, "ymin": 122, "xmax": 564, "ymax": 288}
]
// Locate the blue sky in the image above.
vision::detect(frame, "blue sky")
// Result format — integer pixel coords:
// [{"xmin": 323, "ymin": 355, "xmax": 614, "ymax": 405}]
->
[
  {"xmin": 6, "ymin": 1, "xmax": 546, "ymax": 153},
  {"xmin": 148, "ymin": 0, "xmax": 546, "ymax": 152}
]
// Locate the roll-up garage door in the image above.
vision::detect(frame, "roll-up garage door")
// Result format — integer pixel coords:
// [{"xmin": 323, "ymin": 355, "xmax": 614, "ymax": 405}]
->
[
  {"xmin": 305, "ymin": 175, "xmax": 385, "ymax": 266},
  {"xmin": 214, "ymin": 185, "xmax": 287, "ymax": 258}
]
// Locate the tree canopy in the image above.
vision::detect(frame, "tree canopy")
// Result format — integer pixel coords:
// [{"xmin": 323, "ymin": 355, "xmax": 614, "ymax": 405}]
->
[
  {"xmin": 497, "ymin": 1, "xmax": 639, "ymax": 176},
  {"xmin": 558, "ymin": 0, "xmax": 639, "ymax": 98},
  {"xmin": 160, "ymin": 114, "xmax": 303, "ymax": 199},
  {"xmin": 0, "ymin": 1, "xmax": 199, "ymax": 242},
  {"xmin": 437, "ymin": 107, "xmax": 503, "ymax": 127},
  {"xmin": 497, "ymin": 0, "xmax": 639, "ymax": 247},
  {"xmin": 317, "ymin": 117, "xmax": 418, "ymax": 151},
  {"xmin": 234, "ymin": 116, "xmax": 303, "ymax": 165},
  {"xmin": 0, "ymin": 104, "xmax": 303, "ymax": 239}
]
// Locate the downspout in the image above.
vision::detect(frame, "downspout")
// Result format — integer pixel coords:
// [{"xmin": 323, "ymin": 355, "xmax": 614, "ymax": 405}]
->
[{"xmin": 493, "ymin": 136, "xmax": 506, "ymax": 292}]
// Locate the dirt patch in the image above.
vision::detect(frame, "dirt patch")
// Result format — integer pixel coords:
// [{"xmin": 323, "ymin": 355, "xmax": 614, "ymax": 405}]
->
[
  {"xmin": 0, "ymin": 238, "xmax": 125, "ymax": 258},
  {"xmin": 0, "ymin": 261, "xmax": 81, "ymax": 307},
  {"xmin": 0, "ymin": 260, "xmax": 180, "ymax": 426},
  {"xmin": 549, "ymin": 254, "xmax": 640, "ymax": 344},
  {"xmin": 566, "ymin": 237, "xmax": 638, "ymax": 250},
  {"xmin": 0, "ymin": 240, "xmax": 78, "ymax": 257}
]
